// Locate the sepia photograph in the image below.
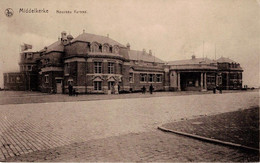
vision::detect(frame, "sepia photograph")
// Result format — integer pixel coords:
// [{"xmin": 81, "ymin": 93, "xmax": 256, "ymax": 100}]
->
[{"xmin": 0, "ymin": 0, "xmax": 259, "ymax": 162}]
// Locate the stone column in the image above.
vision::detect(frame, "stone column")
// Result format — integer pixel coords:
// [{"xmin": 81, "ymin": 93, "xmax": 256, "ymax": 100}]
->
[
  {"xmin": 201, "ymin": 72, "xmax": 203, "ymax": 90},
  {"xmin": 204, "ymin": 72, "xmax": 207, "ymax": 90},
  {"xmin": 177, "ymin": 72, "xmax": 181, "ymax": 91},
  {"xmin": 226, "ymin": 72, "xmax": 229, "ymax": 90}
]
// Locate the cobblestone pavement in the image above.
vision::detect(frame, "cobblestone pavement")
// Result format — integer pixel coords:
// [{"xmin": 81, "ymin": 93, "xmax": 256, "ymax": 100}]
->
[
  {"xmin": 0, "ymin": 91, "xmax": 258, "ymax": 161},
  {"xmin": 0, "ymin": 89, "xmax": 256, "ymax": 105},
  {"xmin": 162, "ymin": 106, "xmax": 259, "ymax": 149},
  {"xmin": 6, "ymin": 130, "xmax": 258, "ymax": 162}
]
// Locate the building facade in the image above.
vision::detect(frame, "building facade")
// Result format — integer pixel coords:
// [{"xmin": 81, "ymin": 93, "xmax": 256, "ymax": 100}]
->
[{"xmin": 3, "ymin": 31, "xmax": 243, "ymax": 93}]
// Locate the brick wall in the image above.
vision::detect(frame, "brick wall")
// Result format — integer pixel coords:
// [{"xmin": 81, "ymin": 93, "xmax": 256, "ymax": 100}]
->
[{"xmin": 3, "ymin": 73, "xmax": 27, "ymax": 91}]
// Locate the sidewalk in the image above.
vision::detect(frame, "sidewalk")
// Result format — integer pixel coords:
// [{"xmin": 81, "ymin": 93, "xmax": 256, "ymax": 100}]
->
[
  {"xmin": 0, "ymin": 89, "xmax": 256, "ymax": 105},
  {"xmin": 160, "ymin": 107, "xmax": 259, "ymax": 150}
]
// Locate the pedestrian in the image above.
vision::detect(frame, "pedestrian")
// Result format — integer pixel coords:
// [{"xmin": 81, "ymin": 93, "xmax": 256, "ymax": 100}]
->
[
  {"xmin": 142, "ymin": 86, "xmax": 146, "ymax": 94},
  {"xmin": 219, "ymin": 84, "xmax": 222, "ymax": 94},
  {"xmin": 68, "ymin": 84, "xmax": 73, "ymax": 96},
  {"xmin": 149, "ymin": 84, "xmax": 154, "ymax": 94},
  {"xmin": 114, "ymin": 84, "xmax": 119, "ymax": 94},
  {"xmin": 112, "ymin": 85, "xmax": 115, "ymax": 94},
  {"xmin": 213, "ymin": 86, "xmax": 216, "ymax": 94}
]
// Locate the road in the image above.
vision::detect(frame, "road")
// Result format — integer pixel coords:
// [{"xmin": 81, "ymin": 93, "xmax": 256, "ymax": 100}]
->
[{"xmin": 0, "ymin": 91, "xmax": 258, "ymax": 161}]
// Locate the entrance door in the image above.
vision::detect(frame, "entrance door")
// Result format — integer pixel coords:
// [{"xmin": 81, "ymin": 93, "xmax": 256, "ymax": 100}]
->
[
  {"xmin": 108, "ymin": 81, "xmax": 115, "ymax": 94},
  {"xmin": 56, "ymin": 79, "xmax": 62, "ymax": 94}
]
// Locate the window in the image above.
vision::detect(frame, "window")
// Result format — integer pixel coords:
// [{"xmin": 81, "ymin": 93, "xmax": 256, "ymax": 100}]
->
[
  {"xmin": 109, "ymin": 47, "xmax": 113, "ymax": 53},
  {"xmin": 94, "ymin": 62, "xmax": 102, "ymax": 73},
  {"xmin": 91, "ymin": 43, "xmax": 99, "ymax": 52},
  {"xmin": 87, "ymin": 44, "xmax": 91, "ymax": 51},
  {"xmin": 103, "ymin": 45, "xmax": 109, "ymax": 53},
  {"xmin": 129, "ymin": 73, "xmax": 134, "ymax": 83},
  {"xmin": 27, "ymin": 53, "xmax": 32, "ymax": 59},
  {"xmin": 140, "ymin": 74, "xmax": 147, "ymax": 82},
  {"xmin": 119, "ymin": 64, "xmax": 123, "ymax": 74},
  {"xmin": 10, "ymin": 77, "xmax": 15, "ymax": 83},
  {"xmin": 156, "ymin": 74, "xmax": 162, "ymax": 82},
  {"xmin": 108, "ymin": 62, "xmax": 114, "ymax": 74},
  {"xmin": 64, "ymin": 63, "xmax": 70, "ymax": 75},
  {"xmin": 16, "ymin": 77, "xmax": 22, "ymax": 83},
  {"xmin": 114, "ymin": 46, "xmax": 119, "ymax": 54},
  {"xmin": 44, "ymin": 75, "xmax": 49, "ymax": 83},
  {"xmin": 94, "ymin": 81, "xmax": 102, "ymax": 90},
  {"xmin": 27, "ymin": 65, "xmax": 32, "ymax": 71},
  {"xmin": 6, "ymin": 75, "xmax": 9, "ymax": 83},
  {"xmin": 148, "ymin": 74, "xmax": 154, "ymax": 82}
]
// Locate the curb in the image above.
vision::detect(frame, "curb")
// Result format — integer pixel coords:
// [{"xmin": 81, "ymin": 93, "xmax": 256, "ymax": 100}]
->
[{"xmin": 158, "ymin": 126, "xmax": 259, "ymax": 153}]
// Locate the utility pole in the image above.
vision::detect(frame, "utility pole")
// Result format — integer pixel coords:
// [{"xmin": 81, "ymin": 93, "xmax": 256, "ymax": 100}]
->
[
  {"xmin": 203, "ymin": 40, "xmax": 204, "ymax": 60},
  {"xmin": 215, "ymin": 43, "xmax": 216, "ymax": 60}
]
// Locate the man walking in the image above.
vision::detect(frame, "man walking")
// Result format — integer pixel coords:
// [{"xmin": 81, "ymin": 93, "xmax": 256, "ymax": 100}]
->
[{"xmin": 149, "ymin": 84, "xmax": 154, "ymax": 94}]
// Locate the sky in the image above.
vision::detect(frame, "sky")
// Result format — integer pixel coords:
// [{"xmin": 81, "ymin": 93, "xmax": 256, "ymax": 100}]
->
[{"xmin": 0, "ymin": 0, "xmax": 259, "ymax": 88}]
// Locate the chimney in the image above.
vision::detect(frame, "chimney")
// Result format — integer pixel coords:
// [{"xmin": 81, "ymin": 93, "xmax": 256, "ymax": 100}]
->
[
  {"xmin": 83, "ymin": 29, "xmax": 85, "ymax": 33},
  {"xmin": 126, "ymin": 43, "xmax": 130, "ymax": 50},
  {"xmin": 61, "ymin": 31, "xmax": 67, "ymax": 40},
  {"xmin": 192, "ymin": 55, "xmax": 196, "ymax": 60},
  {"xmin": 107, "ymin": 34, "xmax": 109, "ymax": 38},
  {"xmin": 149, "ymin": 50, "xmax": 152, "ymax": 56},
  {"xmin": 142, "ymin": 49, "xmax": 146, "ymax": 55},
  {"xmin": 67, "ymin": 34, "xmax": 74, "ymax": 42}
]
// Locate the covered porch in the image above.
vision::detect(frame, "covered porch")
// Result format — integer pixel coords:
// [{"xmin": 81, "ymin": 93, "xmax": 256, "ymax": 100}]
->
[{"xmin": 174, "ymin": 71, "xmax": 216, "ymax": 91}]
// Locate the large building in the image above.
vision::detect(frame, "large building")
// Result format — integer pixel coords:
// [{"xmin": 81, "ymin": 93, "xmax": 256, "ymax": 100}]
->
[{"xmin": 3, "ymin": 31, "xmax": 243, "ymax": 94}]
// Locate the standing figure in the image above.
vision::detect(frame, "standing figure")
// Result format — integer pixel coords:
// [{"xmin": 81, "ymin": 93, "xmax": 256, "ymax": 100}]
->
[
  {"xmin": 114, "ymin": 83, "xmax": 119, "ymax": 94},
  {"xmin": 118, "ymin": 84, "xmax": 120, "ymax": 94},
  {"xmin": 149, "ymin": 84, "xmax": 154, "ymax": 94},
  {"xmin": 68, "ymin": 84, "xmax": 73, "ymax": 96},
  {"xmin": 213, "ymin": 85, "xmax": 216, "ymax": 94},
  {"xmin": 219, "ymin": 84, "xmax": 222, "ymax": 94},
  {"xmin": 112, "ymin": 85, "xmax": 115, "ymax": 94},
  {"xmin": 142, "ymin": 86, "xmax": 146, "ymax": 94}
]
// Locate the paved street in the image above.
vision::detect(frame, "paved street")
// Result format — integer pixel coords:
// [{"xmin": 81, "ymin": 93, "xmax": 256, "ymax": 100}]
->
[
  {"xmin": 162, "ymin": 106, "xmax": 259, "ymax": 149},
  {"xmin": 0, "ymin": 91, "xmax": 258, "ymax": 161}
]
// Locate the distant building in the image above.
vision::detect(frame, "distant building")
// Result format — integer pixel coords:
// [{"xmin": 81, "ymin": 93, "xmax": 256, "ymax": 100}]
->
[
  {"xmin": 3, "ymin": 31, "xmax": 243, "ymax": 93},
  {"xmin": 216, "ymin": 57, "xmax": 243, "ymax": 90}
]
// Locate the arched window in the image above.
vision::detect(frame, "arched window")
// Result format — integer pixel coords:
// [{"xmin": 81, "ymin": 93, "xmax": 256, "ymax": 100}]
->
[
  {"xmin": 103, "ymin": 43, "xmax": 109, "ymax": 53},
  {"xmin": 91, "ymin": 42, "xmax": 99, "ymax": 52},
  {"xmin": 113, "ymin": 45, "xmax": 119, "ymax": 54}
]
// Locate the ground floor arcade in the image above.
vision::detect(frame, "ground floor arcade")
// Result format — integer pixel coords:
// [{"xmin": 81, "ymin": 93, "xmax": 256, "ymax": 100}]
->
[{"xmin": 170, "ymin": 71, "xmax": 217, "ymax": 91}]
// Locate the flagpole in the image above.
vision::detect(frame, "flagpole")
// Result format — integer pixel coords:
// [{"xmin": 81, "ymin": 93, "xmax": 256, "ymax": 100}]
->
[{"xmin": 154, "ymin": 51, "xmax": 155, "ymax": 63}]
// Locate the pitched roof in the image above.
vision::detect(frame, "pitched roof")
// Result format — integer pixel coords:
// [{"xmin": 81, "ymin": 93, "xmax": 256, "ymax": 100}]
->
[
  {"xmin": 71, "ymin": 33, "xmax": 124, "ymax": 47},
  {"xmin": 119, "ymin": 48, "xmax": 130, "ymax": 60},
  {"xmin": 168, "ymin": 57, "xmax": 216, "ymax": 65},
  {"xmin": 216, "ymin": 57, "xmax": 236, "ymax": 63},
  {"xmin": 45, "ymin": 40, "xmax": 64, "ymax": 53},
  {"xmin": 128, "ymin": 50, "xmax": 165, "ymax": 63}
]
